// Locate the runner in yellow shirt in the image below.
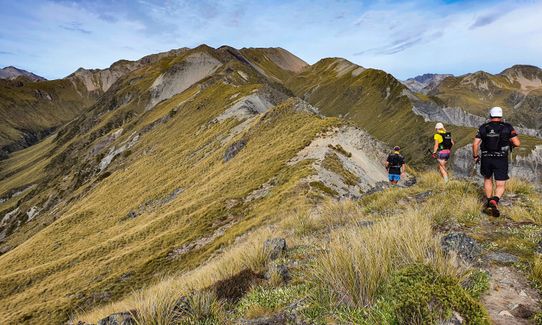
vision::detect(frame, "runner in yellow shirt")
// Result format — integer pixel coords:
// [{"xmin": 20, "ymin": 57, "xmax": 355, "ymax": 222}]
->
[{"xmin": 432, "ymin": 122, "xmax": 455, "ymax": 182}]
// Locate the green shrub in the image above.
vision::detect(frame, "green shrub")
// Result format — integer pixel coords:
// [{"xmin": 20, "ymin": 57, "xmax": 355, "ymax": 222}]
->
[{"xmin": 381, "ymin": 264, "xmax": 489, "ymax": 325}]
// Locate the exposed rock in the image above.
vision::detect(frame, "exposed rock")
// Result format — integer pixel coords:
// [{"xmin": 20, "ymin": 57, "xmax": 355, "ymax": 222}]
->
[
  {"xmin": 148, "ymin": 52, "xmax": 222, "ymax": 108},
  {"xmin": 125, "ymin": 210, "xmax": 138, "ymax": 219},
  {"xmin": 487, "ymin": 252, "xmax": 519, "ymax": 264},
  {"xmin": 452, "ymin": 144, "xmax": 542, "ymax": 184},
  {"xmin": 26, "ymin": 206, "xmax": 40, "ymax": 221},
  {"xmin": 265, "ymin": 264, "xmax": 290, "ymax": 283},
  {"xmin": 441, "ymin": 232, "xmax": 481, "ymax": 263},
  {"xmin": 440, "ymin": 311, "xmax": 464, "ymax": 324},
  {"xmin": 98, "ymin": 133, "xmax": 140, "ymax": 171},
  {"xmin": 535, "ymin": 239, "xmax": 542, "ymax": 254},
  {"xmin": 224, "ymin": 139, "xmax": 247, "ymax": 162},
  {"xmin": 168, "ymin": 221, "xmax": 237, "ymax": 260},
  {"xmin": 510, "ymin": 304, "xmax": 534, "ymax": 319},
  {"xmin": 288, "ymin": 126, "xmax": 389, "ymax": 198},
  {"xmin": 414, "ymin": 190, "xmax": 432, "ymax": 203},
  {"xmin": 482, "ymin": 266, "xmax": 541, "ymax": 325},
  {"xmin": 356, "ymin": 220, "xmax": 375, "ymax": 228},
  {"xmin": 264, "ymin": 238, "xmax": 287, "ymax": 260},
  {"xmin": 0, "ymin": 245, "xmax": 11, "ymax": 255},
  {"xmin": 497, "ymin": 310, "xmax": 514, "ymax": 317},
  {"xmin": 96, "ymin": 311, "xmax": 135, "ymax": 325}
]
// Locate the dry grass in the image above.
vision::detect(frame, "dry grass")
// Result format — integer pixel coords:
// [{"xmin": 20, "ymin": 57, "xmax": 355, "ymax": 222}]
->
[
  {"xmin": 507, "ymin": 177, "xmax": 536, "ymax": 195},
  {"xmin": 312, "ymin": 211, "xmax": 464, "ymax": 308},
  {"xmin": 533, "ymin": 256, "xmax": 542, "ymax": 286},
  {"xmin": 75, "ymin": 226, "xmax": 275, "ymax": 323}
]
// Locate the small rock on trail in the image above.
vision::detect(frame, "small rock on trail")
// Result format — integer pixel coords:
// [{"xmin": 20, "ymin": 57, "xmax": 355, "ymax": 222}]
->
[{"xmin": 481, "ymin": 266, "xmax": 541, "ymax": 325}]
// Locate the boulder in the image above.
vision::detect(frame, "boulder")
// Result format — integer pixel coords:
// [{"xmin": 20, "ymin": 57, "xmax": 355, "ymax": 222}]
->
[
  {"xmin": 441, "ymin": 232, "xmax": 481, "ymax": 263},
  {"xmin": 224, "ymin": 139, "xmax": 247, "ymax": 162},
  {"xmin": 265, "ymin": 264, "xmax": 290, "ymax": 283},
  {"xmin": 97, "ymin": 311, "xmax": 135, "ymax": 325},
  {"xmin": 487, "ymin": 252, "xmax": 519, "ymax": 264},
  {"xmin": 264, "ymin": 238, "xmax": 287, "ymax": 260}
]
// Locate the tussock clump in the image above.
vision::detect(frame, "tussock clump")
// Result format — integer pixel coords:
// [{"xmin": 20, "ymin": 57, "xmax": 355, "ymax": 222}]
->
[{"xmin": 312, "ymin": 212, "xmax": 463, "ymax": 308}]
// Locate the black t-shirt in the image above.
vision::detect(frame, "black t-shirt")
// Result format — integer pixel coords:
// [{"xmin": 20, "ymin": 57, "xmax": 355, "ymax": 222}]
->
[
  {"xmin": 387, "ymin": 153, "xmax": 404, "ymax": 174},
  {"xmin": 475, "ymin": 121, "xmax": 517, "ymax": 158}
]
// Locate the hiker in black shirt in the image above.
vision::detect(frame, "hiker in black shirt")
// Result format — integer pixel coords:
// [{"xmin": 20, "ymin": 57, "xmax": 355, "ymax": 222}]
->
[
  {"xmin": 385, "ymin": 146, "xmax": 405, "ymax": 185},
  {"xmin": 472, "ymin": 107, "xmax": 521, "ymax": 217}
]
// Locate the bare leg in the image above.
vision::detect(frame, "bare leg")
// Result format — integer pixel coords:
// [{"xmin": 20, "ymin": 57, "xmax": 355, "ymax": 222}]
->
[
  {"xmin": 483, "ymin": 177, "xmax": 493, "ymax": 198},
  {"xmin": 438, "ymin": 160, "xmax": 448, "ymax": 180},
  {"xmin": 495, "ymin": 180, "xmax": 506, "ymax": 198}
]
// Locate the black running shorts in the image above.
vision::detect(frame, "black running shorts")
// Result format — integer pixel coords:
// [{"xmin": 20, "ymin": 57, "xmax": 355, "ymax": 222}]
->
[{"xmin": 480, "ymin": 157, "xmax": 509, "ymax": 181}]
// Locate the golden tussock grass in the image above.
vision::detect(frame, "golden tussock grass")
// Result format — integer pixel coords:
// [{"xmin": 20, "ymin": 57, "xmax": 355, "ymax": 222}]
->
[{"xmin": 312, "ymin": 209, "xmax": 465, "ymax": 308}]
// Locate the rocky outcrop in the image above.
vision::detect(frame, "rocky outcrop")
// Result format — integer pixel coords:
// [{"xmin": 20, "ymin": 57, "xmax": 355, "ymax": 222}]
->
[
  {"xmin": 264, "ymin": 238, "xmax": 287, "ymax": 260},
  {"xmin": 288, "ymin": 126, "xmax": 389, "ymax": 198},
  {"xmin": 441, "ymin": 232, "xmax": 481, "ymax": 264},
  {"xmin": 148, "ymin": 52, "xmax": 222, "ymax": 108},
  {"xmin": 411, "ymin": 99, "xmax": 542, "ymax": 138}
]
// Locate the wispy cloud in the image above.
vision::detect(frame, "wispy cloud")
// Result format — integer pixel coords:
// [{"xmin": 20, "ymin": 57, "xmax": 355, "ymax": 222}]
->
[
  {"xmin": 469, "ymin": 11, "xmax": 506, "ymax": 29},
  {"xmin": 0, "ymin": 0, "xmax": 541, "ymax": 80},
  {"xmin": 59, "ymin": 22, "xmax": 92, "ymax": 34}
]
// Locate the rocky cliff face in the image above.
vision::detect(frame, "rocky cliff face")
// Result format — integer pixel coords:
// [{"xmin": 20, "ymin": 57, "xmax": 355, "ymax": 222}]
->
[
  {"xmin": 452, "ymin": 144, "xmax": 542, "ymax": 184},
  {"xmin": 411, "ymin": 97, "xmax": 542, "ymax": 138}
]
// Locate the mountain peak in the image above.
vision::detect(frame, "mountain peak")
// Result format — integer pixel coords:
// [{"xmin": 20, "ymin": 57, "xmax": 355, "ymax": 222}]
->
[
  {"xmin": 403, "ymin": 73, "xmax": 453, "ymax": 93},
  {"xmin": 0, "ymin": 66, "xmax": 46, "ymax": 81}
]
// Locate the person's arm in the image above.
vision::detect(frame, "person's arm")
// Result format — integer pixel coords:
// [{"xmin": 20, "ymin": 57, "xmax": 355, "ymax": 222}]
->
[
  {"xmin": 433, "ymin": 138, "xmax": 439, "ymax": 154},
  {"xmin": 473, "ymin": 138, "xmax": 481, "ymax": 162},
  {"xmin": 401, "ymin": 163, "xmax": 406, "ymax": 176},
  {"xmin": 511, "ymin": 137, "xmax": 521, "ymax": 148},
  {"xmin": 510, "ymin": 128, "xmax": 520, "ymax": 148}
]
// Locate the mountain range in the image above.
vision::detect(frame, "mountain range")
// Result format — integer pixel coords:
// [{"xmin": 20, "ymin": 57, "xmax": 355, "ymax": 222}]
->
[
  {"xmin": 0, "ymin": 45, "xmax": 541, "ymax": 324},
  {"xmin": 0, "ymin": 66, "xmax": 46, "ymax": 82}
]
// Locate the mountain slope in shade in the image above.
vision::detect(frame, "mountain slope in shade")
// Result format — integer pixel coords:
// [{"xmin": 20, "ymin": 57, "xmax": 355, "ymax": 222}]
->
[{"xmin": 0, "ymin": 66, "xmax": 46, "ymax": 81}]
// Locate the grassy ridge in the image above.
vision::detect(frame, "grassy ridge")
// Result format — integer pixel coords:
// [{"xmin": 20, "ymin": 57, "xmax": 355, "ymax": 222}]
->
[
  {"xmin": 0, "ymin": 80, "xmax": 336, "ymax": 323},
  {"xmin": 78, "ymin": 173, "xmax": 542, "ymax": 324},
  {"xmin": 286, "ymin": 59, "xmax": 477, "ymax": 166}
]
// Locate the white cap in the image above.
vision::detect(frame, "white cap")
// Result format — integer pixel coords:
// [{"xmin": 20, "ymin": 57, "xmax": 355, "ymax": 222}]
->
[
  {"xmin": 435, "ymin": 122, "xmax": 444, "ymax": 129},
  {"xmin": 489, "ymin": 106, "xmax": 503, "ymax": 118}
]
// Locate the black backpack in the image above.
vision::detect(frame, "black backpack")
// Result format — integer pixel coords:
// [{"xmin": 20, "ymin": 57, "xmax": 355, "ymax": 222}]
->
[
  {"xmin": 480, "ymin": 123, "xmax": 508, "ymax": 152},
  {"xmin": 438, "ymin": 132, "xmax": 453, "ymax": 150}
]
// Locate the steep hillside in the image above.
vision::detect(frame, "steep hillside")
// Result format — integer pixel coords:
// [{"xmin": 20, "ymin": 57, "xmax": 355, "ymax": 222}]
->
[
  {"xmin": 285, "ymin": 58, "xmax": 475, "ymax": 166},
  {"xmin": 0, "ymin": 45, "xmax": 390, "ymax": 324},
  {"xmin": 0, "ymin": 66, "xmax": 46, "ymax": 81},
  {"xmin": 78, "ymin": 173, "xmax": 542, "ymax": 325},
  {"xmin": 0, "ymin": 49, "xmax": 188, "ymax": 159}
]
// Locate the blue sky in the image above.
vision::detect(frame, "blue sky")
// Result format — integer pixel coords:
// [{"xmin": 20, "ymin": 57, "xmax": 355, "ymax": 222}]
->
[{"xmin": 1, "ymin": 0, "xmax": 541, "ymax": 80}]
